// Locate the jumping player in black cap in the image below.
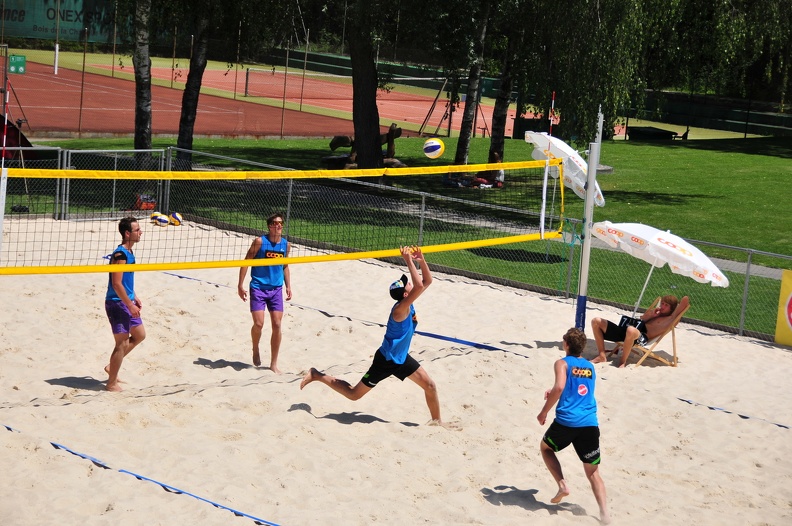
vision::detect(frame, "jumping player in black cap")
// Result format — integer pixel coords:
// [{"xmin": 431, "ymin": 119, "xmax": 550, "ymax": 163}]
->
[{"xmin": 300, "ymin": 245, "xmax": 445, "ymax": 425}]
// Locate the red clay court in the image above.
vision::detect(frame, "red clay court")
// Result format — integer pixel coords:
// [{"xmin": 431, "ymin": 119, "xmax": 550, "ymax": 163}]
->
[{"xmin": 7, "ymin": 61, "xmax": 515, "ymax": 140}]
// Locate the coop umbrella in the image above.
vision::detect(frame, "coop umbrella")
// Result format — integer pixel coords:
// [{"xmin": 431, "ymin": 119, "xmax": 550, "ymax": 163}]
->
[
  {"xmin": 525, "ymin": 131, "xmax": 605, "ymax": 207},
  {"xmin": 592, "ymin": 221, "xmax": 729, "ymax": 314}
]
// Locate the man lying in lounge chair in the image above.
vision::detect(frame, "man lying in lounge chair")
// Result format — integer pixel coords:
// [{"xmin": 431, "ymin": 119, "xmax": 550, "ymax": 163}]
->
[{"xmin": 590, "ymin": 295, "xmax": 689, "ymax": 367}]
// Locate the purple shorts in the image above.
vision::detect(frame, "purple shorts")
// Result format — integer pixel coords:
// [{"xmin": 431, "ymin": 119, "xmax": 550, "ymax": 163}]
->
[
  {"xmin": 250, "ymin": 286, "xmax": 284, "ymax": 313},
  {"xmin": 105, "ymin": 300, "xmax": 143, "ymax": 335}
]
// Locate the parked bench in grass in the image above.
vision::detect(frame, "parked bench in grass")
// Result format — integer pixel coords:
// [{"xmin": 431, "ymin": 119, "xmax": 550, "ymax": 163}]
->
[{"xmin": 627, "ymin": 126, "xmax": 678, "ymax": 141}]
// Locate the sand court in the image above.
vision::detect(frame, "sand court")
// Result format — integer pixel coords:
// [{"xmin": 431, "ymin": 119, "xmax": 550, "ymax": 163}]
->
[{"xmin": 1, "ymin": 247, "xmax": 791, "ymax": 524}]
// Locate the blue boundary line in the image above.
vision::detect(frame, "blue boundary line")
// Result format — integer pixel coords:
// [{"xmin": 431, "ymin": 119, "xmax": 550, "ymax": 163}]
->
[
  {"xmin": 1, "ymin": 429, "xmax": 280, "ymax": 525},
  {"xmin": 162, "ymin": 272, "xmax": 511, "ymax": 354},
  {"xmin": 118, "ymin": 470, "xmax": 279, "ymax": 525},
  {"xmin": 8, "ymin": 424, "xmax": 279, "ymax": 522},
  {"xmin": 52, "ymin": 442, "xmax": 111, "ymax": 469},
  {"xmin": 414, "ymin": 330, "xmax": 500, "ymax": 350},
  {"xmin": 677, "ymin": 398, "xmax": 789, "ymax": 429}
]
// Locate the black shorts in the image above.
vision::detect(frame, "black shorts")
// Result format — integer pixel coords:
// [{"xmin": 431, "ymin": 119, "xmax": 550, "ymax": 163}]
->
[
  {"xmin": 543, "ymin": 421, "xmax": 601, "ymax": 464},
  {"xmin": 361, "ymin": 349, "xmax": 421, "ymax": 388},
  {"xmin": 603, "ymin": 320, "xmax": 648, "ymax": 346}
]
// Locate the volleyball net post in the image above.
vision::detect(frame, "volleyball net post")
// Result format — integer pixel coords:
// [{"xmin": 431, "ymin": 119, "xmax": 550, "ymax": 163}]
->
[{"xmin": 0, "ymin": 44, "xmax": 10, "ymax": 263}]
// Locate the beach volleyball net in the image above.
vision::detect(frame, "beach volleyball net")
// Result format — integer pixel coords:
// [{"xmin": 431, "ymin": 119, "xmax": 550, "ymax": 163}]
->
[{"xmin": 0, "ymin": 159, "xmax": 565, "ymax": 275}]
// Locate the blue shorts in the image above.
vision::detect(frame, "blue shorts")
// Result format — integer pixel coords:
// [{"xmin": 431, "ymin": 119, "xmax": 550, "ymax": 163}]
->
[
  {"xmin": 105, "ymin": 300, "xmax": 142, "ymax": 335},
  {"xmin": 250, "ymin": 286, "xmax": 284, "ymax": 313}
]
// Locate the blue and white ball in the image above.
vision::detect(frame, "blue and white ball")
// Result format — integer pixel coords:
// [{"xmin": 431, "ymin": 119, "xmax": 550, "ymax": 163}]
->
[
  {"xmin": 423, "ymin": 138, "xmax": 445, "ymax": 159},
  {"xmin": 150, "ymin": 212, "xmax": 164, "ymax": 224},
  {"xmin": 154, "ymin": 214, "xmax": 170, "ymax": 227},
  {"xmin": 169, "ymin": 212, "xmax": 183, "ymax": 226}
]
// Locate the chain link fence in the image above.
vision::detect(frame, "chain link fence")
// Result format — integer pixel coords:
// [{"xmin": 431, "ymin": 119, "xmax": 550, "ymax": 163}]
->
[
  {"xmin": 2, "ymin": 147, "xmax": 788, "ymax": 343},
  {"xmin": 559, "ymin": 219, "xmax": 789, "ymax": 341}
]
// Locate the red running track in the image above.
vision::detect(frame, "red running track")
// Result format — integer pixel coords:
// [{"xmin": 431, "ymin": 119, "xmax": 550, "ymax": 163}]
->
[{"xmin": 7, "ymin": 61, "xmax": 514, "ymax": 139}]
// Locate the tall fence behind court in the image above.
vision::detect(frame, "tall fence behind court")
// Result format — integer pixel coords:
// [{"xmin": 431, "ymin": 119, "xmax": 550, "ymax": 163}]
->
[{"xmin": 1, "ymin": 146, "xmax": 789, "ymax": 344}]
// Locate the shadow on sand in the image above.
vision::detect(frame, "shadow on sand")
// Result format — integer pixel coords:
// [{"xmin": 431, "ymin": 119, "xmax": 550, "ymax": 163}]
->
[
  {"xmin": 481, "ymin": 484, "xmax": 589, "ymax": 518},
  {"xmin": 45, "ymin": 376, "xmax": 106, "ymax": 391}
]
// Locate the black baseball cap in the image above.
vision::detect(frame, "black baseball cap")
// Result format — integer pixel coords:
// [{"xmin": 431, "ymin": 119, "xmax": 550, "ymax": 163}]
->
[{"xmin": 388, "ymin": 274, "xmax": 408, "ymax": 301}]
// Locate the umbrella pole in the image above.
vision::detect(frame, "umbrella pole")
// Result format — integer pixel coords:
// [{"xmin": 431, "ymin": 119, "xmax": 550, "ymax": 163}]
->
[{"xmin": 633, "ymin": 265, "xmax": 656, "ymax": 317}]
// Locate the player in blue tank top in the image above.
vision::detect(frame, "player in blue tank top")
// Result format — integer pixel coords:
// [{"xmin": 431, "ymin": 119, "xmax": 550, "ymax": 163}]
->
[
  {"xmin": 537, "ymin": 328, "xmax": 610, "ymax": 524},
  {"xmin": 379, "ymin": 302, "xmax": 416, "ymax": 364},
  {"xmin": 238, "ymin": 212, "xmax": 292, "ymax": 373},
  {"xmin": 104, "ymin": 217, "xmax": 146, "ymax": 392},
  {"xmin": 300, "ymin": 246, "xmax": 447, "ymax": 426}
]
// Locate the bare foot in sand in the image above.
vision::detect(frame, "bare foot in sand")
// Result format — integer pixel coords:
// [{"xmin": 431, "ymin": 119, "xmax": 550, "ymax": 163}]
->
[
  {"xmin": 105, "ymin": 381, "xmax": 122, "ymax": 392},
  {"xmin": 269, "ymin": 364, "xmax": 282, "ymax": 374},
  {"xmin": 550, "ymin": 482, "xmax": 570, "ymax": 504},
  {"xmin": 300, "ymin": 367, "xmax": 323, "ymax": 389},
  {"xmin": 590, "ymin": 355, "xmax": 607, "ymax": 364},
  {"xmin": 104, "ymin": 365, "xmax": 125, "ymax": 383},
  {"xmin": 427, "ymin": 419, "xmax": 462, "ymax": 430},
  {"xmin": 252, "ymin": 350, "xmax": 262, "ymax": 367}
]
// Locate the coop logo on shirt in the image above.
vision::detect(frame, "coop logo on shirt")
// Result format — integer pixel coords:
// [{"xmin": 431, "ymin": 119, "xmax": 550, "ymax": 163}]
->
[
  {"xmin": 577, "ymin": 384, "xmax": 589, "ymax": 396},
  {"xmin": 571, "ymin": 366, "xmax": 592, "ymax": 378},
  {"xmin": 264, "ymin": 250, "xmax": 285, "ymax": 258}
]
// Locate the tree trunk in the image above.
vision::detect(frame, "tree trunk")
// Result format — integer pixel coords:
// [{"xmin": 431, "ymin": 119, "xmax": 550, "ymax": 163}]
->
[
  {"xmin": 176, "ymin": 17, "xmax": 210, "ymax": 162},
  {"xmin": 454, "ymin": 64, "xmax": 482, "ymax": 166},
  {"xmin": 489, "ymin": 34, "xmax": 517, "ymax": 162},
  {"xmin": 347, "ymin": 2, "xmax": 383, "ymax": 169},
  {"xmin": 132, "ymin": 0, "xmax": 152, "ymax": 151},
  {"xmin": 453, "ymin": 0, "xmax": 491, "ymax": 166}
]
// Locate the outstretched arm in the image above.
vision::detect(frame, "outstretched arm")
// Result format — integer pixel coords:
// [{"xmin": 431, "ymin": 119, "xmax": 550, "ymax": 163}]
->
[
  {"xmin": 404, "ymin": 245, "xmax": 432, "ymax": 300},
  {"xmin": 392, "ymin": 246, "xmax": 431, "ymax": 320},
  {"xmin": 411, "ymin": 246, "xmax": 432, "ymax": 288}
]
